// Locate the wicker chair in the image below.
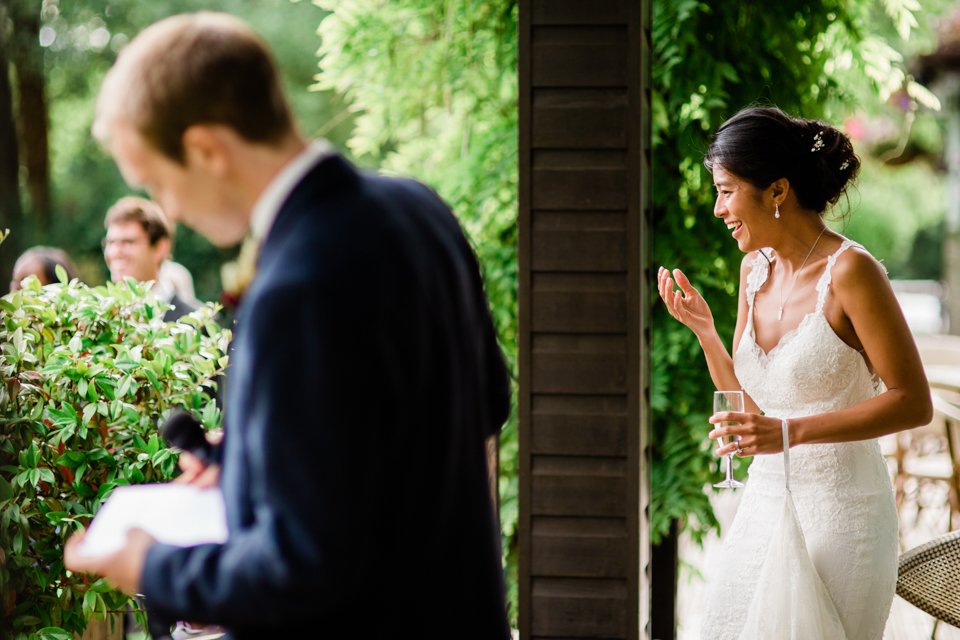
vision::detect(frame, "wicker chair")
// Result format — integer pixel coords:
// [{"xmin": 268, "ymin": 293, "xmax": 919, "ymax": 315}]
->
[{"xmin": 897, "ymin": 529, "xmax": 960, "ymax": 634}]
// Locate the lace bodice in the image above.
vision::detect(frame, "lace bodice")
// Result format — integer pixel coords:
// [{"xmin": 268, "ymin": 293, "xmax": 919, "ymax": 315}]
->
[
  {"xmin": 736, "ymin": 239, "xmax": 880, "ymax": 419},
  {"xmin": 733, "ymin": 240, "xmax": 889, "ymax": 493}
]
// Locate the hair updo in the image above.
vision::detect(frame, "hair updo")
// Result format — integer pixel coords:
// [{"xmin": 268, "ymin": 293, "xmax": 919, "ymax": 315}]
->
[{"xmin": 704, "ymin": 106, "xmax": 860, "ymax": 215}]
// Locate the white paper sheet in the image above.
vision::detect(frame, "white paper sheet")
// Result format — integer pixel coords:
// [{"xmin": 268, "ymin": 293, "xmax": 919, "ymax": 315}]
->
[{"xmin": 77, "ymin": 483, "xmax": 228, "ymax": 557}]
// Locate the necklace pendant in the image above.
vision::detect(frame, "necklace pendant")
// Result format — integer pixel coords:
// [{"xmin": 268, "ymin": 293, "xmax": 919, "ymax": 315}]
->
[{"xmin": 777, "ymin": 305, "xmax": 783, "ymax": 321}]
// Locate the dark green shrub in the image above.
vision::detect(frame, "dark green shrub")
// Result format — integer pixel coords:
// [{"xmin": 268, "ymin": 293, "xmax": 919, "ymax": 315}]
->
[{"xmin": 0, "ymin": 272, "xmax": 228, "ymax": 639}]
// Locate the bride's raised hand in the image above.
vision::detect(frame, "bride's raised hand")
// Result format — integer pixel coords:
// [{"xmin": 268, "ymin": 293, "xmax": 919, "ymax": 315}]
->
[{"xmin": 657, "ymin": 266, "xmax": 716, "ymax": 338}]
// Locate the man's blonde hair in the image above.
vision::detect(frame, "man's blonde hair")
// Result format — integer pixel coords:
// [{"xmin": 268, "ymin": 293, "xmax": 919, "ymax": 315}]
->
[{"xmin": 94, "ymin": 12, "xmax": 295, "ymax": 163}]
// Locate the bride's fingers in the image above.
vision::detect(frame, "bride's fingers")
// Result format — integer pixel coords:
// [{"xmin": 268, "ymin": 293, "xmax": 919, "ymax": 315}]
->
[
  {"xmin": 672, "ymin": 269, "xmax": 698, "ymax": 297},
  {"xmin": 659, "ymin": 269, "xmax": 675, "ymax": 303},
  {"xmin": 708, "ymin": 424, "xmax": 737, "ymax": 441},
  {"xmin": 659, "ymin": 267, "xmax": 681, "ymax": 298},
  {"xmin": 709, "ymin": 411, "xmax": 745, "ymax": 425},
  {"xmin": 715, "ymin": 441, "xmax": 739, "ymax": 457},
  {"xmin": 664, "ymin": 280, "xmax": 680, "ymax": 316},
  {"xmin": 657, "ymin": 267, "xmax": 669, "ymax": 300}
]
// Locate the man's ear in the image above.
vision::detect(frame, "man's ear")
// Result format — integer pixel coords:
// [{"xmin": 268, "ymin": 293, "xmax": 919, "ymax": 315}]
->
[
  {"xmin": 182, "ymin": 125, "xmax": 228, "ymax": 176},
  {"xmin": 153, "ymin": 236, "xmax": 172, "ymax": 265}
]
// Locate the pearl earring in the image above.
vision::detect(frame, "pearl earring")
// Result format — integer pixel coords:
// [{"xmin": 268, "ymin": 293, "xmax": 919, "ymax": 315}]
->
[{"xmin": 774, "ymin": 203, "xmax": 781, "ymax": 219}]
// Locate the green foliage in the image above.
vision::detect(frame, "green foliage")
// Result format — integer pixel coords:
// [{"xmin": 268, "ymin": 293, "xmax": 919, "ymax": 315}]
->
[
  {"xmin": 0, "ymin": 275, "xmax": 228, "ymax": 638},
  {"xmin": 314, "ymin": 0, "xmax": 519, "ymax": 619},
  {"xmin": 651, "ymin": 0, "xmax": 938, "ymax": 546},
  {"xmin": 841, "ymin": 155, "xmax": 944, "ymax": 277}
]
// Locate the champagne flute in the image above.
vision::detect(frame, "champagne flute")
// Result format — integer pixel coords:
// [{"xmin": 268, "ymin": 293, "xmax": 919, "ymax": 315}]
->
[{"xmin": 713, "ymin": 390, "xmax": 744, "ymax": 489}]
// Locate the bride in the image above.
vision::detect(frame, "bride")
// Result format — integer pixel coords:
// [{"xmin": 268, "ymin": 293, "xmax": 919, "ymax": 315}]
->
[{"xmin": 657, "ymin": 106, "xmax": 932, "ymax": 639}]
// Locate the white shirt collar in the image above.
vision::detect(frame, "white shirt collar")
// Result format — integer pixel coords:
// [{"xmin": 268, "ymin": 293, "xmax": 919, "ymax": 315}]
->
[{"xmin": 249, "ymin": 139, "xmax": 336, "ymax": 244}]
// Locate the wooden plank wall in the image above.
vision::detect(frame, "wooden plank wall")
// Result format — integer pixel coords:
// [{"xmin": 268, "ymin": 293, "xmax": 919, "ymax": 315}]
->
[{"xmin": 518, "ymin": 0, "xmax": 650, "ymax": 638}]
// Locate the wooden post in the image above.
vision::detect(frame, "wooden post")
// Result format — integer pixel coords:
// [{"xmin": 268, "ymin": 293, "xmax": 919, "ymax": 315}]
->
[{"xmin": 518, "ymin": 0, "xmax": 651, "ymax": 638}]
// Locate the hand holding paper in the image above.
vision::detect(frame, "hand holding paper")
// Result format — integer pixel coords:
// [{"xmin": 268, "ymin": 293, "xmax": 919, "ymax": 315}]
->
[
  {"xmin": 64, "ymin": 527, "xmax": 154, "ymax": 595},
  {"xmin": 77, "ymin": 484, "xmax": 228, "ymax": 557},
  {"xmin": 64, "ymin": 483, "xmax": 228, "ymax": 594}
]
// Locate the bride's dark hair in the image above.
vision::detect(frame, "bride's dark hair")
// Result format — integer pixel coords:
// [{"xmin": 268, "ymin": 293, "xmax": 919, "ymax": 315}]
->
[{"xmin": 704, "ymin": 106, "xmax": 860, "ymax": 215}]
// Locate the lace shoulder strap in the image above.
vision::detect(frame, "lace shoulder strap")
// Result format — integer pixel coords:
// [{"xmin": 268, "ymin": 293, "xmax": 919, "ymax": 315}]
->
[
  {"xmin": 815, "ymin": 239, "xmax": 862, "ymax": 314},
  {"xmin": 745, "ymin": 250, "xmax": 772, "ymax": 309}
]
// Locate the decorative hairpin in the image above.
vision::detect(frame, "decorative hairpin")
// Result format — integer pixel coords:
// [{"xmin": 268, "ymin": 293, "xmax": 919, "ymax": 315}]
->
[
  {"xmin": 811, "ymin": 131, "xmax": 825, "ymax": 153},
  {"xmin": 839, "ymin": 159, "xmax": 851, "ymax": 171}
]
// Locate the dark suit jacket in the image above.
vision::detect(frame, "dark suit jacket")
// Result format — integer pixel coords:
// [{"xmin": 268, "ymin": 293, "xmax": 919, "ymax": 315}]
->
[
  {"xmin": 141, "ymin": 154, "xmax": 511, "ymax": 638},
  {"xmin": 162, "ymin": 292, "xmax": 197, "ymax": 323}
]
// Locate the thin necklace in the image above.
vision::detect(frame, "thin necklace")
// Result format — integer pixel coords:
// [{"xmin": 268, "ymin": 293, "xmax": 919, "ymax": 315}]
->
[{"xmin": 778, "ymin": 227, "xmax": 827, "ymax": 321}]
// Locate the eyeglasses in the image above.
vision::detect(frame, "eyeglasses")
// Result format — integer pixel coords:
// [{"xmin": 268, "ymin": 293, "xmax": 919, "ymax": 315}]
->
[{"xmin": 101, "ymin": 237, "xmax": 147, "ymax": 251}]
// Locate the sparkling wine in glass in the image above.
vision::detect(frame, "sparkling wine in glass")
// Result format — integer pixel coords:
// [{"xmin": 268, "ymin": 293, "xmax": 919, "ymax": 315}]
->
[{"xmin": 713, "ymin": 390, "xmax": 744, "ymax": 489}]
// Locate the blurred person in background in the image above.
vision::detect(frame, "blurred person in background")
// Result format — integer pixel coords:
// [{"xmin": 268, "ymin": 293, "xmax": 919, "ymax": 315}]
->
[
  {"xmin": 103, "ymin": 196, "xmax": 197, "ymax": 321},
  {"xmin": 10, "ymin": 245, "xmax": 78, "ymax": 291}
]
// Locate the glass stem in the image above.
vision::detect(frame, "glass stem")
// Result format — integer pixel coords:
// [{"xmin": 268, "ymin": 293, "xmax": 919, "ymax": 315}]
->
[{"xmin": 725, "ymin": 453, "xmax": 734, "ymax": 484}]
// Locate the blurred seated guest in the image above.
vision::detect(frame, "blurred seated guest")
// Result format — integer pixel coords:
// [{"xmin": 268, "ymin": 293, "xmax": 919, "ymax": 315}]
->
[
  {"xmin": 10, "ymin": 245, "xmax": 78, "ymax": 291},
  {"xmin": 103, "ymin": 196, "xmax": 197, "ymax": 321}
]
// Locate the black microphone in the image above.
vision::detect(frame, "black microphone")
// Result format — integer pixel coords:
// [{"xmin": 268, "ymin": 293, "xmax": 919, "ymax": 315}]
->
[{"xmin": 160, "ymin": 410, "xmax": 214, "ymax": 465}]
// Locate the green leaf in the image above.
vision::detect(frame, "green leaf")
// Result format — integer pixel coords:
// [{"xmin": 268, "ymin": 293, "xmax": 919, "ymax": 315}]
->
[
  {"xmin": 86, "ymin": 448, "xmax": 113, "ymax": 463},
  {"xmin": 95, "ymin": 377, "xmax": 117, "ymax": 401},
  {"xmin": 57, "ymin": 451, "xmax": 87, "ymax": 467},
  {"xmin": 89, "ymin": 577, "xmax": 113, "ymax": 593},
  {"xmin": 143, "ymin": 368, "xmax": 160, "ymax": 391},
  {"xmin": 82, "ymin": 590, "xmax": 97, "ymax": 618},
  {"xmin": 146, "ymin": 434, "xmax": 161, "ymax": 456},
  {"xmin": 118, "ymin": 375, "xmax": 134, "ymax": 399},
  {"xmin": 19, "ymin": 443, "xmax": 40, "ymax": 468},
  {"xmin": 13, "ymin": 530, "xmax": 24, "ymax": 554},
  {"xmin": 82, "ymin": 403, "xmax": 97, "ymax": 426}
]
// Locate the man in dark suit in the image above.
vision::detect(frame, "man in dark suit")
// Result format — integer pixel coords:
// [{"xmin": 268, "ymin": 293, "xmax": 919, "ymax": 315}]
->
[
  {"xmin": 64, "ymin": 12, "xmax": 511, "ymax": 639},
  {"xmin": 102, "ymin": 196, "xmax": 198, "ymax": 322}
]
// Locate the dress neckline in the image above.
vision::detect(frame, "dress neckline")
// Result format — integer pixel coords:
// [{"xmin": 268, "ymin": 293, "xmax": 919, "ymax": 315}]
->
[{"xmin": 743, "ymin": 239, "xmax": 857, "ymax": 359}]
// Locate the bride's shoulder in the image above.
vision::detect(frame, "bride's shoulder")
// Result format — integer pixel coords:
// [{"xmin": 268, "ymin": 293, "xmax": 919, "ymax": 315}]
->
[{"xmin": 830, "ymin": 241, "xmax": 890, "ymax": 291}]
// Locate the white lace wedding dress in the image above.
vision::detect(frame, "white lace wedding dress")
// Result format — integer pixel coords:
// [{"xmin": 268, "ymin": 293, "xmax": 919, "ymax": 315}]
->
[{"xmin": 701, "ymin": 240, "xmax": 899, "ymax": 640}]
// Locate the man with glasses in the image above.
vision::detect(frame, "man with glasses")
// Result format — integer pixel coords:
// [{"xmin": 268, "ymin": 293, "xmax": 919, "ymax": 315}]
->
[{"xmin": 103, "ymin": 196, "xmax": 197, "ymax": 321}]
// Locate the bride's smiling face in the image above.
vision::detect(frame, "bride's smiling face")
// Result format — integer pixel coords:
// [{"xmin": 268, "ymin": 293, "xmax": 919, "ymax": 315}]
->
[{"xmin": 712, "ymin": 164, "xmax": 772, "ymax": 253}]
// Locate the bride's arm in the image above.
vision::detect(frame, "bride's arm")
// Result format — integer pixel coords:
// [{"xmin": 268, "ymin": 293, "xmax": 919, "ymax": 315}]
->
[
  {"xmin": 657, "ymin": 253, "xmax": 760, "ymax": 413},
  {"xmin": 788, "ymin": 248, "xmax": 932, "ymax": 444}
]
